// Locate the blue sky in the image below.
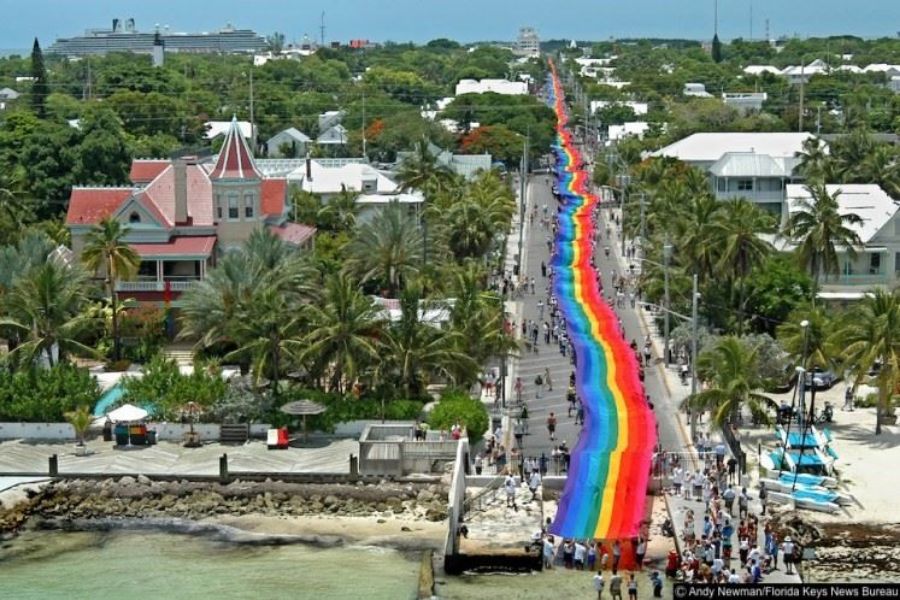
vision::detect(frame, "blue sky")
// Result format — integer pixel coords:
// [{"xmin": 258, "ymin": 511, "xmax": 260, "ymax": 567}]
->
[{"xmin": 0, "ymin": 0, "xmax": 897, "ymax": 51}]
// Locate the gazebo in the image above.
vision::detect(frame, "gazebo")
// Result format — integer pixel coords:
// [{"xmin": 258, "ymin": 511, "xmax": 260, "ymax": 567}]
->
[{"xmin": 279, "ymin": 399, "xmax": 326, "ymax": 442}]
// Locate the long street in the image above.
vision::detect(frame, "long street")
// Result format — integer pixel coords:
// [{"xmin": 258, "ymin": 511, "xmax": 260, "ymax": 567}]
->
[{"xmin": 511, "ymin": 174, "xmax": 691, "ymax": 472}]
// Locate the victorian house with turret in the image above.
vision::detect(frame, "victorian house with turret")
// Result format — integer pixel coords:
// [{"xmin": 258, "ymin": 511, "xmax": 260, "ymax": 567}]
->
[{"xmin": 66, "ymin": 118, "xmax": 315, "ymax": 307}]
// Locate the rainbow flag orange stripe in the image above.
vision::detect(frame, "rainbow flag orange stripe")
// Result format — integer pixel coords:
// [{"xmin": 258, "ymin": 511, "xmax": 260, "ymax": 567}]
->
[{"xmin": 546, "ymin": 60, "xmax": 656, "ymax": 541}]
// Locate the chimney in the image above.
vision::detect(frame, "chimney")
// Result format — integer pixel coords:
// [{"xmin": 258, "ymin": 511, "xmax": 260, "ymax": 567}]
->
[
  {"xmin": 305, "ymin": 152, "xmax": 312, "ymax": 181},
  {"xmin": 174, "ymin": 158, "xmax": 188, "ymax": 224}
]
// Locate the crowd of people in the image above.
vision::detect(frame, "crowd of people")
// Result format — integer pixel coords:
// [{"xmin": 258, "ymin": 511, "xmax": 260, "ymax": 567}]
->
[{"xmin": 660, "ymin": 445, "xmax": 799, "ymax": 583}]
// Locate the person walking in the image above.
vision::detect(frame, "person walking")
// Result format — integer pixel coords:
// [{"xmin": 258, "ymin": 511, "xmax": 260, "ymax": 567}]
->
[
  {"xmin": 635, "ymin": 536, "xmax": 646, "ymax": 570},
  {"xmin": 782, "ymin": 536, "xmax": 796, "ymax": 575},
  {"xmin": 609, "ymin": 572, "xmax": 623, "ymax": 600},
  {"xmin": 547, "ymin": 412, "xmax": 557, "ymax": 441},
  {"xmin": 534, "ymin": 373, "xmax": 544, "ymax": 399},
  {"xmin": 593, "ymin": 572, "xmax": 605, "ymax": 599},
  {"xmin": 626, "ymin": 574, "xmax": 638, "ymax": 600},
  {"xmin": 537, "ymin": 299, "xmax": 545, "ymax": 319},
  {"xmin": 504, "ymin": 473, "xmax": 518, "ymax": 511},
  {"xmin": 612, "ymin": 540, "xmax": 622, "ymax": 574},
  {"xmin": 544, "ymin": 367, "xmax": 553, "ymax": 391},
  {"xmin": 759, "ymin": 482, "xmax": 768, "ymax": 516}
]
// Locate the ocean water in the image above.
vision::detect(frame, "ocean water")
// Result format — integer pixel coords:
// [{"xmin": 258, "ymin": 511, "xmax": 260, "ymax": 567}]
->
[{"xmin": 0, "ymin": 531, "xmax": 420, "ymax": 600}]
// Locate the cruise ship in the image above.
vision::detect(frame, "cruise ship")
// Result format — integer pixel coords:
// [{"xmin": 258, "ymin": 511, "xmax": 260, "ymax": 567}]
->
[{"xmin": 47, "ymin": 18, "xmax": 266, "ymax": 57}]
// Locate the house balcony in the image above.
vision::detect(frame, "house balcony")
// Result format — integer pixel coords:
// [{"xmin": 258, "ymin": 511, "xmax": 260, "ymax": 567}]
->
[
  {"xmin": 820, "ymin": 272, "xmax": 894, "ymax": 288},
  {"xmin": 714, "ymin": 190, "xmax": 785, "ymax": 204},
  {"xmin": 116, "ymin": 276, "xmax": 201, "ymax": 293}
]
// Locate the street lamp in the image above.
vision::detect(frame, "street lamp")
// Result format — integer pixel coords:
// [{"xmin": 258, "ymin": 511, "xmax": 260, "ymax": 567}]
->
[
  {"xmin": 663, "ymin": 236, "xmax": 673, "ymax": 366},
  {"xmin": 614, "ymin": 173, "xmax": 631, "ymax": 256}
]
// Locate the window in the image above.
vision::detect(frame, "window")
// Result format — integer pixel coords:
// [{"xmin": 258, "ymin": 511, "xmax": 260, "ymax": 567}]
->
[
  {"xmin": 870, "ymin": 253, "xmax": 882, "ymax": 274},
  {"xmin": 129, "ymin": 212, "xmax": 141, "ymax": 223},
  {"xmin": 215, "ymin": 194, "xmax": 223, "ymax": 220},
  {"xmin": 736, "ymin": 179, "xmax": 753, "ymax": 191},
  {"xmin": 228, "ymin": 194, "xmax": 239, "ymax": 220},
  {"xmin": 895, "ymin": 252, "xmax": 900, "ymax": 274},
  {"xmin": 244, "ymin": 193, "xmax": 254, "ymax": 219}
]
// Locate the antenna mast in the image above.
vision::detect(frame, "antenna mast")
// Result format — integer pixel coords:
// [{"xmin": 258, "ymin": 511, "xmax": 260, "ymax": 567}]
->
[{"xmin": 320, "ymin": 11, "xmax": 326, "ymax": 48}]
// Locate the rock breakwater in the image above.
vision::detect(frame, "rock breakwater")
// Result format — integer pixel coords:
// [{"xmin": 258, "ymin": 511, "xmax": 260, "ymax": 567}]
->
[{"xmin": 0, "ymin": 477, "xmax": 450, "ymax": 539}]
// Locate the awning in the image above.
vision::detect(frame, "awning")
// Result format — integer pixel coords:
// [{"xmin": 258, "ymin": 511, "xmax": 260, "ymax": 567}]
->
[{"xmin": 129, "ymin": 236, "xmax": 216, "ymax": 259}]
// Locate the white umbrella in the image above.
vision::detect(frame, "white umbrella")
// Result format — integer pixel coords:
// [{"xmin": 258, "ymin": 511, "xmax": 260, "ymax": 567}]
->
[{"xmin": 106, "ymin": 403, "xmax": 149, "ymax": 423}]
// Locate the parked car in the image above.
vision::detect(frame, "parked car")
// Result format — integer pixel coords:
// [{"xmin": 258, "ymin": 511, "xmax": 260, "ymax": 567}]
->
[{"xmin": 810, "ymin": 367, "xmax": 838, "ymax": 390}]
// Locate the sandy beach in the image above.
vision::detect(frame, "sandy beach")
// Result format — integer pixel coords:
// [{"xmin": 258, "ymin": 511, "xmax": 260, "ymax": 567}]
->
[
  {"xmin": 208, "ymin": 513, "xmax": 447, "ymax": 550},
  {"xmin": 737, "ymin": 385, "xmax": 900, "ymax": 525}
]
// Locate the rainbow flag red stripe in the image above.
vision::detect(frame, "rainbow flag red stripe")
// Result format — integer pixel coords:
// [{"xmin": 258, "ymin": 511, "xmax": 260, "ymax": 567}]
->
[{"xmin": 546, "ymin": 60, "xmax": 656, "ymax": 541}]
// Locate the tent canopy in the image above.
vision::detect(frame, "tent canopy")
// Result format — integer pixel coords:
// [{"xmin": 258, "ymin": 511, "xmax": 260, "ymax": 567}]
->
[{"xmin": 107, "ymin": 403, "xmax": 149, "ymax": 422}]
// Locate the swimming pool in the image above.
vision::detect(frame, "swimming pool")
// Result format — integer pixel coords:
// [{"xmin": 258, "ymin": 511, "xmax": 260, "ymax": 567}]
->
[{"xmin": 92, "ymin": 384, "xmax": 124, "ymax": 417}]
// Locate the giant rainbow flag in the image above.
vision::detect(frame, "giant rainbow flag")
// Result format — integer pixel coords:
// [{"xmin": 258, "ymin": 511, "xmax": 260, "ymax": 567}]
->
[{"xmin": 546, "ymin": 60, "xmax": 657, "ymax": 542}]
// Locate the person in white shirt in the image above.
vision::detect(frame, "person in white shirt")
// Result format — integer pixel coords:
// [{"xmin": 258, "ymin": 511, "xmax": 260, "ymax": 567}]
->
[
  {"xmin": 684, "ymin": 471, "xmax": 693, "ymax": 499},
  {"xmin": 593, "ymin": 572, "xmax": 605, "ymax": 599},
  {"xmin": 574, "ymin": 541, "xmax": 587, "ymax": 569},
  {"xmin": 504, "ymin": 474, "xmax": 518, "ymax": 510},
  {"xmin": 711, "ymin": 557, "xmax": 724, "ymax": 577},
  {"xmin": 727, "ymin": 570, "xmax": 741, "ymax": 583},
  {"xmin": 782, "ymin": 536, "xmax": 796, "ymax": 574},
  {"xmin": 528, "ymin": 470, "xmax": 542, "ymax": 502},
  {"xmin": 543, "ymin": 536, "xmax": 555, "ymax": 569},
  {"xmin": 672, "ymin": 466, "xmax": 683, "ymax": 495}
]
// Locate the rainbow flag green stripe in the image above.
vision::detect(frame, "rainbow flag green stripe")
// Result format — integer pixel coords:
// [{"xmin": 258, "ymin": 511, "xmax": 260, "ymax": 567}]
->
[{"xmin": 546, "ymin": 60, "xmax": 656, "ymax": 541}]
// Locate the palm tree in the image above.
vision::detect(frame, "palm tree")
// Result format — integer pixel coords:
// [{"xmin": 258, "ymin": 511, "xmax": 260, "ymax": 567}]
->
[
  {"xmin": 782, "ymin": 184, "xmax": 862, "ymax": 297},
  {"xmin": 345, "ymin": 203, "xmax": 423, "ymax": 296},
  {"xmin": 777, "ymin": 305, "xmax": 835, "ymax": 371},
  {"xmin": 382, "ymin": 284, "xmax": 476, "ymax": 398},
  {"xmin": 301, "ymin": 272, "xmax": 385, "ymax": 392},
  {"xmin": 446, "ymin": 262, "xmax": 517, "ymax": 386},
  {"xmin": 836, "ymin": 288, "xmax": 900, "ymax": 435},
  {"xmin": 794, "ymin": 137, "xmax": 832, "ymax": 182},
  {"xmin": 319, "ymin": 187, "xmax": 361, "ymax": 232},
  {"xmin": 65, "ymin": 405, "xmax": 93, "ymax": 447},
  {"xmin": 710, "ymin": 200, "xmax": 775, "ymax": 333},
  {"xmin": 223, "ymin": 285, "xmax": 306, "ymax": 396},
  {"xmin": 81, "ymin": 218, "xmax": 140, "ymax": 361},
  {"xmin": 0, "ymin": 261, "xmax": 97, "ymax": 366},
  {"xmin": 682, "ymin": 336, "xmax": 773, "ymax": 426},
  {"xmin": 673, "ymin": 192, "xmax": 720, "ymax": 284},
  {"xmin": 179, "ymin": 228, "xmax": 317, "ymax": 386},
  {"xmin": 396, "ymin": 140, "xmax": 458, "ymax": 198}
]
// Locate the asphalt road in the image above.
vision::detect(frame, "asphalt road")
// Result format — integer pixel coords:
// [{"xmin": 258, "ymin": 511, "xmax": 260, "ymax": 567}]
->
[{"xmin": 511, "ymin": 175, "xmax": 688, "ymax": 469}]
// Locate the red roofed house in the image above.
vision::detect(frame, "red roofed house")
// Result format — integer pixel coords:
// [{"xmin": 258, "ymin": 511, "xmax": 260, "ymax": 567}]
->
[{"xmin": 66, "ymin": 117, "xmax": 316, "ymax": 307}]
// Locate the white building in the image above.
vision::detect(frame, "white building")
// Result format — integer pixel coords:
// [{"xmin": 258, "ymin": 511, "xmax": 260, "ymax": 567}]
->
[
  {"xmin": 650, "ymin": 132, "xmax": 817, "ymax": 214},
  {"xmin": 784, "ymin": 184, "xmax": 900, "ymax": 297},
  {"xmin": 683, "ymin": 83, "xmax": 713, "ymax": 98},
  {"xmin": 0, "ymin": 87, "xmax": 20, "ymax": 110},
  {"xmin": 722, "ymin": 92, "xmax": 767, "ymax": 114},
  {"xmin": 781, "ymin": 59, "xmax": 830, "ymax": 85},
  {"xmin": 286, "ymin": 158, "xmax": 423, "ymax": 222},
  {"xmin": 205, "ymin": 120, "xmax": 255, "ymax": 141},
  {"xmin": 265, "ymin": 128, "xmax": 311, "ymax": 158},
  {"xmin": 742, "ymin": 65, "xmax": 782, "ymax": 76},
  {"xmin": 514, "ymin": 27, "xmax": 540, "ymax": 58},
  {"xmin": 455, "ymin": 79, "xmax": 527, "ymax": 96},
  {"xmin": 608, "ymin": 122, "xmax": 651, "ymax": 143},
  {"xmin": 590, "ymin": 100, "xmax": 648, "ymax": 116}
]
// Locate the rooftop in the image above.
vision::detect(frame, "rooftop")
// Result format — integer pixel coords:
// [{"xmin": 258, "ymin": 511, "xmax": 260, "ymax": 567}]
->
[
  {"xmin": 651, "ymin": 132, "xmax": 817, "ymax": 163},
  {"xmin": 785, "ymin": 184, "xmax": 899, "ymax": 244}
]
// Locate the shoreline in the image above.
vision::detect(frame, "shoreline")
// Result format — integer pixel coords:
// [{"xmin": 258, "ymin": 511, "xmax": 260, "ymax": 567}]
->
[{"xmin": 0, "ymin": 477, "xmax": 449, "ymax": 554}]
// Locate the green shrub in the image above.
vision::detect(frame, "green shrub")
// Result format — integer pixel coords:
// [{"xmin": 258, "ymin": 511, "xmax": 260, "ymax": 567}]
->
[
  {"xmin": 428, "ymin": 389, "xmax": 489, "ymax": 442},
  {"xmin": 120, "ymin": 354, "xmax": 226, "ymax": 420},
  {"xmin": 0, "ymin": 364, "xmax": 101, "ymax": 422}
]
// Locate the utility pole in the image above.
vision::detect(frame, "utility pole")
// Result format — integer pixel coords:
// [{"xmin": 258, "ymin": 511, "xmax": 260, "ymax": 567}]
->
[
  {"xmin": 620, "ymin": 178, "xmax": 628, "ymax": 257},
  {"xmin": 798, "ymin": 63, "xmax": 805, "ymax": 132},
  {"xmin": 749, "ymin": 0, "xmax": 753, "ymax": 40},
  {"xmin": 249, "ymin": 69, "xmax": 255, "ymax": 139},
  {"xmin": 320, "ymin": 12, "xmax": 326, "ymax": 48},
  {"xmin": 361, "ymin": 92, "xmax": 367, "ymax": 158},
  {"xmin": 517, "ymin": 136, "xmax": 529, "ymax": 274},
  {"xmin": 690, "ymin": 273, "xmax": 700, "ymax": 441},
  {"xmin": 639, "ymin": 192, "xmax": 647, "ymax": 248},
  {"xmin": 663, "ymin": 234, "xmax": 672, "ymax": 366}
]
